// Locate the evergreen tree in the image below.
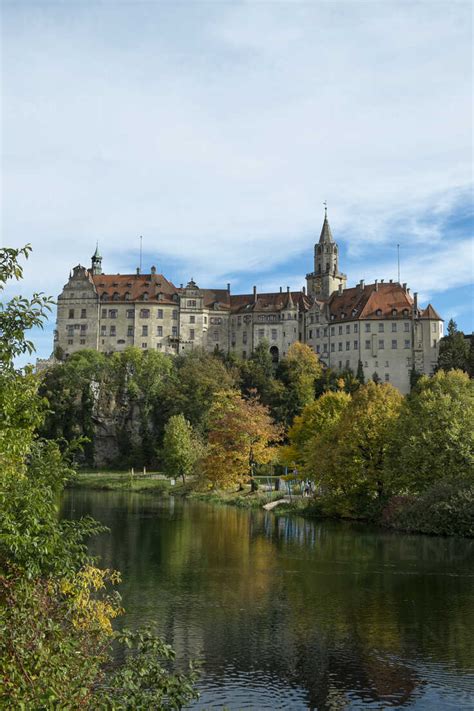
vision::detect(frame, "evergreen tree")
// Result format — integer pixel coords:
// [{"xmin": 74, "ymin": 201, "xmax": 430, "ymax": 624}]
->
[{"xmin": 437, "ymin": 319, "xmax": 469, "ymax": 372}]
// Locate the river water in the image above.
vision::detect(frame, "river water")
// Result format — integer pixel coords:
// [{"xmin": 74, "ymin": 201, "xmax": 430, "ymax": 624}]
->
[{"xmin": 62, "ymin": 490, "xmax": 474, "ymax": 710}]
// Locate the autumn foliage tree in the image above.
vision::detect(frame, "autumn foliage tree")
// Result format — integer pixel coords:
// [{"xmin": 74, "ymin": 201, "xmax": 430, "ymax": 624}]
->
[{"xmin": 201, "ymin": 390, "xmax": 283, "ymax": 490}]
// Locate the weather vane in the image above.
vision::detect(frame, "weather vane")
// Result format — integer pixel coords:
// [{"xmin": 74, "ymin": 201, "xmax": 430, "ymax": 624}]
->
[{"xmin": 323, "ymin": 200, "xmax": 327, "ymax": 216}]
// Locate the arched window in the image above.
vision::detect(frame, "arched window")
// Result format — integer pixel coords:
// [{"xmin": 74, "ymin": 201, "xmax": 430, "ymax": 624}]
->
[
  {"xmin": 376, "ymin": 308, "xmax": 382, "ymax": 316},
  {"xmin": 392, "ymin": 308, "xmax": 397, "ymax": 316},
  {"xmin": 124, "ymin": 292, "xmax": 130, "ymax": 301},
  {"xmin": 403, "ymin": 308, "xmax": 409, "ymax": 317},
  {"xmin": 112, "ymin": 292, "xmax": 120, "ymax": 301},
  {"xmin": 142, "ymin": 292, "xmax": 149, "ymax": 301},
  {"xmin": 101, "ymin": 293, "xmax": 109, "ymax": 302}
]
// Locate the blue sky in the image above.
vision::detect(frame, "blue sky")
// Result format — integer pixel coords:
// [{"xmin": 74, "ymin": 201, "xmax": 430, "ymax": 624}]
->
[{"xmin": 1, "ymin": 0, "xmax": 473, "ymax": 363}]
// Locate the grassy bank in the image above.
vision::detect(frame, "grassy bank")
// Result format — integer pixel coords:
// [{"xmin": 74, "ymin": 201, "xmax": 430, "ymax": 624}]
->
[{"xmin": 68, "ymin": 470, "xmax": 176, "ymax": 494}]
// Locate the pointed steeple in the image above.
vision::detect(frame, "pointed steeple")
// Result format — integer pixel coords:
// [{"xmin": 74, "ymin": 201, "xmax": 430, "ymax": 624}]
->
[
  {"xmin": 91, "ymin": 243, "xmax": 102, "ymax": 276},
  {"xmin": 319, "ymin": 204, "xmax": 334, "ymax": 243}
]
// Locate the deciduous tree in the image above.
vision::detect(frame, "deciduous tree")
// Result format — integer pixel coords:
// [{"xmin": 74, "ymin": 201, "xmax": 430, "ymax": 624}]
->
[{"xmin": 162, "ymin": 414, "xmax": 201, "ymax": 483}]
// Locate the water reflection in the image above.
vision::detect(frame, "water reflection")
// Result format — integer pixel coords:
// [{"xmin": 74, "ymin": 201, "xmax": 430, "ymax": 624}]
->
[{"xmin": 63, "ymin": 491, "xmax": 474, "ymax": 710}]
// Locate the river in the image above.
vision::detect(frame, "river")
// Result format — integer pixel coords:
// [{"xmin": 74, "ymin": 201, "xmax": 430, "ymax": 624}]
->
[{"xmin": 62, "ymin": 490, "xmax": 474, "ymax": 710}]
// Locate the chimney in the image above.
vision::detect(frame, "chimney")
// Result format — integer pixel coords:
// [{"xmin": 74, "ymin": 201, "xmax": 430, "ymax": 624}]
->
[
  {"xmin": 136, "ymin": 267, "xmax": 140, "ymax": 275},
  {"xmin": 414, "ymin": 292, "xmax": 418, "ymax": 310},
  {"xmin": 279, "ymin": 286, "xmax": 282, "ymax": 293},
  {"xmin": 180, "ymin": 283, "xmax": 183, "ymax": 289},
  {"xmin": 407, "ymin": 287, "xmax": 410, "ymax": 295},
  {"xmin": 359, "ymin": 279, "xmax": 365, "ymax": 290},
  {"xmin": 302, "ymin": 286, "xmax": 306, "ymax": 295},
  {"xmin": 375, "ymin": 279, "xmax": 378, "ymax": 291},
  {"xmin": 151, "ymin": 265, "xmax": 156, "ymax": 275},
  {"xmin": 227, "ymin": 283, "xmax": 231, "ymax": 294},
  {"xmin": 338, "ymin": 283, "xmax": 343, "ymax": 295},
  {"xmin": 287, "ymin": 286, "xmax": 290, "ymax": 293},
  {"xmin": 253, "ymin": 285, "xmax": 257, "ymax": 302},
  {"xmin": 380, "ymin": 278, "xmax": 384, "ymax": 284},
  {"xmin": 389, "ymin": 278, "xmax": 393, "ymax": 283},
  {"xmin": 403, "ymin": 282, "xmax": 407, "ymax": 291}
]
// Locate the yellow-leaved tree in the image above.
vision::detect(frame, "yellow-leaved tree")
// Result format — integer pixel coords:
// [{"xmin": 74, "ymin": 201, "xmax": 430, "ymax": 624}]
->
[{"xmin": 202, "ymin": 390, "xmax": 283, "ymax": 490}]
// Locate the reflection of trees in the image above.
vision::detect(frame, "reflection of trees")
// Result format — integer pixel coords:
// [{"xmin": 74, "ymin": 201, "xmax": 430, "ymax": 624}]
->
[{"xmin": 62, "ymin": 492, "xmax": 474, "ymax": 709}]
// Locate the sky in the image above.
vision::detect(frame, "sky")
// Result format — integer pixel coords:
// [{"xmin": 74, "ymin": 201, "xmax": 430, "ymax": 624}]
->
[{"xmin": 1, "ymin": 0, "xmax": 473, "ymax": 363}]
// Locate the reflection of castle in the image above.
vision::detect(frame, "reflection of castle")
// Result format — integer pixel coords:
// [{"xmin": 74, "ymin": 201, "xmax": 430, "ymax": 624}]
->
[{"xmin": 54, "ymin": 210, "xmax": 442, "ymax": 393}]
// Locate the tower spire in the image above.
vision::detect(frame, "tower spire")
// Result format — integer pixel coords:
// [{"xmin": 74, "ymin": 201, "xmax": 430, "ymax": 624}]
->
[
  {"xmin": 91, "ymin": 242, "xmax": 102, "ymax": 275},
  {"xmin": 319, "ymin": 203, "xmax": 334, "ymax": 243}
]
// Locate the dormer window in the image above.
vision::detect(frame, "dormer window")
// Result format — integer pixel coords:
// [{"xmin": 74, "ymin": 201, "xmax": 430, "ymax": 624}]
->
[
  {"xmin": 376, "ymin": 308, "xmax": 382, "ymax": 316},
  {"xmin": 403, "ymin": 308, "xmax": 409, "ymax": 317},
  {"xmin": 112, "ymin": 292, "xmax": 120, "ymax": 301},
  {"xmin": 340, "ymin": 312, "xmax": 346, "ymax": 319},
  {"xmin": 392, "ymin": 308, "xmax": 398, "ymax": 316},
  {"xmin": 102, "ymin": 293, "xmax": 109, "ymax": 302},
  {"xmin": 124, "ymin": 292, "xmax": 131, "ymax": 301},
  {"xmin": 142, "ymin": 292, "xmax": 149, "ymax": 301}
]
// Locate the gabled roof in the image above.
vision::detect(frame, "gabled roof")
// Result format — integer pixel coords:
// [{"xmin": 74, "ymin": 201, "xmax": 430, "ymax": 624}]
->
[
  {"xmin": 420, "ymin": 303, "xmax": 443, "ymax": 321},
  {"xmin": 326, "ymin": 282, "xmax": 415, "ymax": 322},
  {"xmin": 229, "ymin": 291, "xmax": 310, "ymax": 314},
  {"xmin": 92, "ymin": 272, "xmax": 178, "ymax": 304}
]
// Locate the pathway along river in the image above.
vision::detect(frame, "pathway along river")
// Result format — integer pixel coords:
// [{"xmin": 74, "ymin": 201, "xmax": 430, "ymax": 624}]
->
[{"xmin": 62, "ymin": 490, "xmax": 474, "ymax": 710}]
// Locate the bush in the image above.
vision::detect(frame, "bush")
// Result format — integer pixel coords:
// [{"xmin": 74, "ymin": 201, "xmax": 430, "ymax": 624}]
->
[{"xmin": 384, "ymin": 478, "xmax": 474, "ymax": 537}]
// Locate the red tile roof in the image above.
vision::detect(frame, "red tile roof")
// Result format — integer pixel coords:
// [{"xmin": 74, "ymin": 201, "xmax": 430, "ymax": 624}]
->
[
  {"xmin": 327, "ymin": 282, "xmax": 415, "ymax": 322},
  {"xmin": 91, "ymin": 273, "xmax": 178, "ymax": 304}
]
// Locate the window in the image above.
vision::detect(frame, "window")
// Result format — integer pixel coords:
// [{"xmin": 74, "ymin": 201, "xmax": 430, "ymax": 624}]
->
[
  {"xmin": 392, "ymin": 339, "xmax": 397, "ymax": 349},
  {"xmin": 243, "ymin": 332, "xmax": 248, "ymax": 344},
  {"xmin": 80, "ymin": 324, "xmax": 87, "ymax": 332},
  {"xmin": 365, "ymin": 323, "xmax": 371, "ymax": 332},
  {"xmin": 404, "ymin": 339, "xmax": 410, "ymax": 349},
  {"xmin": 323, "ymin": 343, "xmax": 328, "ymax": 352},
  {"xmin": 331, "ymin": 343, "xmax": 335, "ymax": 352},
  {"xmin": 316, "ymin": 328, "xmax": 320, "ymax": 338},
  {"xmin": 242, "ymin": 350, "xmax": 247, "ymax": 359},
  {"xmin": 190, "ymin": 329, "xmax": 195, "ymax": 340},
  {"xmin": 346, "ymin": 341, "xmax": 350, "ymax": 351},
  {"xmin": 81, "ymin": 309, "xmax": 86, "ymax": 318},
  {"xmin": 331, "ymin": 326, "xmax": 335, "ymax": 336},
  {"xmin": 187, "ymin": 299, "xmax": 196, "ymax": 307},
  {"xmin": 124, "ymin": 292, "xmax": 130, "ymax": 301},
  {"xmin": 172, "ymin": 326, "xmax": 178, "ymax": 337},
  {"xmin": 316, "ymin": 345, "xmax": 320, "ymax": 354},
  {"xmin": 109, "ymin": 310, "xmax": 117, "ymax": 319},
  {"xmin": 212, "ymin": 330, "xmax": 219, "ymax": 341},
  {"xmin": 110, "ymin": 325, "xmax": 116, "ymax": 336},
  {"xmin": 379, "ymin": 339, "xmax": 384, "ymax": 349},
  {"xmin": 127, "ymin": 309, "xmax": 134, "ymax": 319},
  {"xmin": 142, "ymin": 292, "xmax": 149, "ymax": 301},
  {"xmin": 112, "ymin": 292, "xmax": 120, "ymax": 301},
  {"xmin": 432, "ymin": 339, "xmax": 437, "ymax": 348},
  {"xmin": 392, "ymin": 322, "xmax": 397, "ymax": 332},
  {"xmin": 338, "ymin": 342, "xmax": 343, "ymax": 351},
  {"xmin": 156, "ymin": 343, "xmax": 162, "ymax": 349},
  {"xmin": 141, "ymin": 342, "xmax": 147, "ymax": 349},
  {"xmin": 142, "ymin": 325, "xmax": 148, "ymax": 336},
  {"xmin": 338, "ymin": 326, "xmax": 343, "ymax": 335},
  {"xmin": 68, "ymin": 309, "xmax": 74, "ymax": 319},
  {"xmin": 67, "ymin": 339, "xmax": 73, "ymax": 345},
  {"xmin": 127, "ymin": 326, "xmax": 133, "ymax": 337},
  {"xmin": 157, "ymin": 309, "xmax": 163, "ymax": 319},
  {"xmin": 309, "ymin": 329, "xmax": 313, "ymax": 339},
  {"xmin": 157, "ymin": 326, "xmax": 163, "ymax": 336},
  {"xmin": 258, "ymin": 328, "xmax": 265, "ymax": 339},
  {"xmin": 354, "ymin": 340, "xmax": 358, "ymax": 349},
  {"xmin": 346, "ymin": 325, "xmax": 350, "ymax": 334},
  {"xmin": 102, "ymin": 293, "xmax": 109, "ymax": 302},
  {"xmin": 80, "ymin": 339, "xmax": 85, "ymax": 345},
  {"xmin": 376, "ymin": 309, "xmax": 382, "ymax": 316},
  {"xmin": 385, "ymin": 373, "xmax": 390, "ymax": 382},
  {"xmin": 378, "ymin": 323, "xmax": 384, "ymax": 332},
  {"xmin": 404, "ymin": 322, "xmax": 410, "ymax": 332},
  {"xmin": 354, "ymin": 324, "xmax": 358, "ymax": 334},
  {"xmin": 172, "ymin": 310, "xmax": 178, "ymax": 320},
  {"xmin": 432, "ymin": 323, "xmax": 437, "ymax": 332},
  {"xmin": 392, "ymin": 309, "xmax": 398, "ymax": 316},
  {"xmin": 204, "ymin": 316, "xmax": 208, "ymax": 324},
  {"xmin": 403, "ymin": 309, "xmax": 409, "ymax": 317},
  {"xmin": 101, "ymin": 325, "xmax": 106, "ymax": 334},
  {"xmin": 271, "ymin": 329, "xmax": 277, "ymax": 341},
  {"xmin": 190, "ymin": 315, "xmax": 195, "ymax": 324},
  {"xmin": 139, "ymin": 309, "xmax": 150, "ymax": 318},
  {"xmin": 102, "ymin": 309, "xmax": 107, "ymax": 318},
  {"xmin": 323, "ymin": 327, "xmax": 328, "ymax": 336}
]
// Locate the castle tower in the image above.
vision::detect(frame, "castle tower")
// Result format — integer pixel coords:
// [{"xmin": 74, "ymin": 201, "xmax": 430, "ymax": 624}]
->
[
  {"xmin": 306, "ymin": 208, "xmax": 346, "ymax": 299},
  {"xmin": 91, "ymin": 244, "xmax": 102, "ymax": 275}
]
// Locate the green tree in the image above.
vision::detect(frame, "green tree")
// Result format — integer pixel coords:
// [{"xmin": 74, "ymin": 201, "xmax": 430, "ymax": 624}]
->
[
  {"xmin": 162, "ymin": 414, "xmax": 201, "ymax": 483},
  {"xmin": 274, "ymin": 342, "xmax": 323, "ymax": 425},
  {"xmin": 437, "ymin": 319, "xmax": 469, "ymax": 372},
  {"xmin": 240, "ymin": 339, "xmax": 276, "ymax": 405},
  {"xmin": 356, "ymin": 359, "xmax": 365, "ymax": 385},
  {"xmin": 308, "ymin": 382, "xmax": 403, "ymax": 512},
  {"xmin": 386, "ymin": 369, "xmax": 474, "ymax": 494}
]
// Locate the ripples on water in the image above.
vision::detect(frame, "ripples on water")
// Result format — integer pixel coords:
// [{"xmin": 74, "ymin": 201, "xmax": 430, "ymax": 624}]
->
[{"xmin": 63, "ymin": 492, "xmax": 474, "ymax": 710}]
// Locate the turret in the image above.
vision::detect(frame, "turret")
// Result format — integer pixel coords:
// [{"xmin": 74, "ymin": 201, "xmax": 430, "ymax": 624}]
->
[
  {"xmin": 91, "ymin": 243, "xmax": 102, "ymax": 276},
  {"xmin": 306, "ymin": 207, "xmax": 346, "ymax": 299}
]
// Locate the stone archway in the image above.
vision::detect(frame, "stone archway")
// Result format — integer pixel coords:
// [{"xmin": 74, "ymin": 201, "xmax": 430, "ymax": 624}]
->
[{"xmin": 270, "ymin": 345, "xmax": 279, "ymax": 364}]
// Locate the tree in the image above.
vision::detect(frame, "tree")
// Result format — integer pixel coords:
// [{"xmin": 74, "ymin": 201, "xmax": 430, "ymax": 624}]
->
[
  {"xmin": 281, "ymin": 390, "xmax": 350, "ymax": 470},
  {"xmin": 386, "ymin": 369, "xmax": 474, "ymax": 494},
  {"xmin": 356, "ymin": 359, "xmax": 365, "ymax": 385},
  {"xmin": 274, "ymin": 342, "xmax": 323, "ymax": 425},
  {"xmin": 308, "ymin": 382, "xmax": 403, "ymax": 511},
  {"xmin": 202, "ymin": 390, "xmax": 282, "ymax": 489},
  {"xmin": 162, "ymin": 414, "xmax": 201, "ymax": 483},
  {"xmin": 437, "ymin": 319, "xmax": 469, "ymax": 372},
  {"xmin": 240, "ymin": 339, "xmax": 276, "ymax": 405}
]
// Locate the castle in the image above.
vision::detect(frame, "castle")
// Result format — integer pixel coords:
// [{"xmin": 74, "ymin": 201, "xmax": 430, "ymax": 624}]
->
[{"xmin": 54, "ymin": 211, "xmax": 443, "ymax": 394}]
